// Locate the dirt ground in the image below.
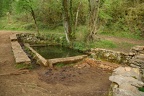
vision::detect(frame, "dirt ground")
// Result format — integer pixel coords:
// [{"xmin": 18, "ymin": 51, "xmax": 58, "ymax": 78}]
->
[{"xmin": 0, "ymin": 31, "xmax": 143, "ymax": 96}]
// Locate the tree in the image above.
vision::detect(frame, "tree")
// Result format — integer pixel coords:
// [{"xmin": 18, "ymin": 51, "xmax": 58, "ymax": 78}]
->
[
  {"xmin": 62, "ymin": 0, "xmax": 74, "ymax": 43},
  {"xmin": 16, "ymin": 0, "xmax": 40, "ymax": 34},
  {"xmin": 74, "ymin": 2, "xmax": 82, "ymax": 30},
  {"xmin": 0, "ymin": 0, "xmax": 13, "ymax": 17},
  {"xmin": 86, "ymin": 0, "xmax": 100, "ymax": 41}
]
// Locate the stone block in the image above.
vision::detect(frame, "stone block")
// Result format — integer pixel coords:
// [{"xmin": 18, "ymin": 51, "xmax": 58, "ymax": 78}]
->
[
  {"xmin": 109, "ymin": 75, "xmax": 144, "ymax": 87},
  {"xmin": 10, "ymin": 34, "xmax": 17, "ymax": 41},
  {"xmin": 11, "ymin": 41, "xmax": 31, "ymax": 64}
]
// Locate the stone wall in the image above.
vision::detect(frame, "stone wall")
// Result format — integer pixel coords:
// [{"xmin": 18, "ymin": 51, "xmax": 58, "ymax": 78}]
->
[
  {"xmin": 17, "ymin": 33, "xmax": 65, "ymax": 45},
  {"xmin": 90, "ymin": 46, "xmax": 144, "ymax": 66},
  {"xmin": 90, "ymin": 48, "xmax": 135, "ymax": 64},
  {"xmin": 129, "ymin": 46, "xmax": 144, "ymax": 74},
  {"xmin": 109, "ymin": 67, "xmax": 144, "ymax": 96}
]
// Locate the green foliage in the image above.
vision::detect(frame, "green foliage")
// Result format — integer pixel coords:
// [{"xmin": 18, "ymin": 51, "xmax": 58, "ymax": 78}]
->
[
  {"xmin": 72, "ymin": 41, "xmax": 87, "ymax": 51},
  {"xmin": 99, "ymin": 0, "xmax": 144, "ymax": 37},
  {"xmin": 138, "ymin": 87, "xmax": 144, "ymax": 92},
  {"xmin": 0, "ymin": 0, "xmax": 144, "ymax": 40},
  {"xmin": 15, "ymin": 0, "xmax": 38, "ymax": 13},
  {"xmin": 0, "ymin": 0, "xmax": 13, "ymax": 17}
]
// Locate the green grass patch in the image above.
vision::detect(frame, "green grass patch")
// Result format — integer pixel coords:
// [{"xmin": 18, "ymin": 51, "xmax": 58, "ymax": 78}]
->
[
  {"xmin": 99, "ymin": 31, "xmax": 143, "ymax": 40},
  {"xmin": 86, "ymin": 40, "xmax": 117, "ymax": 50},
  {"xmin": 92, "ymin": 40, "xmax": 117, "ymax": 49},
  {"xmin": 15, "ymin": 63, "xmax": 33, "ymax": 69},
  {"xmin": 72, "ymin": 40, "xmax": 117, "ymax": 51},
  {"xmin": 55, "ymin": 63, "xmax": 75, "ymax": 68}
]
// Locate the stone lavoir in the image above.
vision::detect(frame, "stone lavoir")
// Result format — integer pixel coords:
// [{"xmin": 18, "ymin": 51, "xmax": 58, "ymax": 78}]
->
[{"xmin": 13, "ymin": 33, "xmax": 144, "ymax": 96}]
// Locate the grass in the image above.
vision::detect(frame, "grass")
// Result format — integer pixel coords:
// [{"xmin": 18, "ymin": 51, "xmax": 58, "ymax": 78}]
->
[
  {"xmin": 55, "ymin": 63, "xmax": 74, "ymax": 67},
  {"xmin": 15, "ymin": 63, "xmax": 34, "ymax": 69},
  {"xmin": 71, "ymin": 39, "xmax": 117, "ymax": 51},
  {"xmin": 99, "ymin": 30, "xmax": 143, "ymax": 40},
  {"xmin": 91, "ymin": 40, "xmax": 117, "ymax": 49}
]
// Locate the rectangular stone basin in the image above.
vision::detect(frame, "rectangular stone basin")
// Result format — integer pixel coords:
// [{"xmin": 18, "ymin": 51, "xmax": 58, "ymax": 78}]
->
[{"xmin": 25, "ymin": 44, "xmax": 87, "ymax": 67}]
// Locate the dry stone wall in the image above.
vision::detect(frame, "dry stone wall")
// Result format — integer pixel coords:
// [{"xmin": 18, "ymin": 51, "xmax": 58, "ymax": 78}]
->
[
  {"xmin": 90, "ymin": 48, "xmax": 135, "ymax": 64},
  {"xmin": 90, "ymin": 46, "xmax": 144, "ymax": 67},
  {"xmin": 109, "ymin": 67, "xmax": 144, "ymax": 96},
  {"xmin": 129, "ymin": 46, "xmax": 144, "ymax": 75}
]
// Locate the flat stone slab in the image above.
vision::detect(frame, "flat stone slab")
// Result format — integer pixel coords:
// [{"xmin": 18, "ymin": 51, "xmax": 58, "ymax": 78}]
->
[
  {"xmin": 109, "ymin": 67, "xmax": 144, "ymax": 96},
  {"xmin": 11, "ymin": 41, "xmax": 30, "ymax": 64},
  {"xmin": 24, "ymin": 44, "xmax": 48, "ymax": 66},
  {"xmin": 48, "ymin": 55, "xmax": 87, "ymax": 67},
  {"xmin": 10, "ymin": 34, "xmax": 17, "ymax": 41}
]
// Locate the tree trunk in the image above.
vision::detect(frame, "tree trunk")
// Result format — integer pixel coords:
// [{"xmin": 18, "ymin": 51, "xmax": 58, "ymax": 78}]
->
[
  {"xmin": 30, "ymin": 7, "xmax": 40, "ymax": 35},
  {"xmin": 74, "ymin": 2, "xmax": 82, "ymax": 31},
  {"xmin": 62, "ymin": 0, "xmax": 73, "ymax": 43},
  {"xmin": 87, "ymin": 0, "xmax": 100, "ymax": 41},
  {"xmin": 63, "ymin": 15, "xmax": 70, "ymax": 43}
]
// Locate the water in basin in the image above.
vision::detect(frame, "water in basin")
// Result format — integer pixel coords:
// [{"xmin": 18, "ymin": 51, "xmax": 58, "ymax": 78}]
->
[{"xmin": 32, "ymin": 46, "xmax": 83, "ymax": 59}]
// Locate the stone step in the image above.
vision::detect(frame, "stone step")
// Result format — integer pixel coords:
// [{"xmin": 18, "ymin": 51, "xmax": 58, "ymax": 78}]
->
[{"xmin": 11, "ymin": 41, "xmax": 31, "ymax": 64}]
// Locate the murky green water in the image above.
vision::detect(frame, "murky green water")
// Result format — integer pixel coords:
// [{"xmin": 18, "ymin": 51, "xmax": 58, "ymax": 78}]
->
[{"xmin": 32, "ymin": 46, "xmax": 83, "ymax": 59}]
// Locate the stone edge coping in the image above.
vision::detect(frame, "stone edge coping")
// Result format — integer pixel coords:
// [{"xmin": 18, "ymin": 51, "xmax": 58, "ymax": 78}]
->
[
  {"xmin": 24, "ymin": 43, "xmax": 48, "ymax": 66},
  {"xmin": 10, "ymin": 34, "xmax": 31, "ymax": 64}
]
